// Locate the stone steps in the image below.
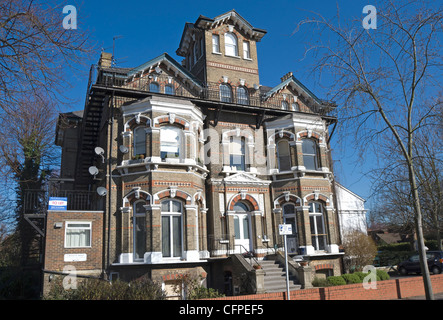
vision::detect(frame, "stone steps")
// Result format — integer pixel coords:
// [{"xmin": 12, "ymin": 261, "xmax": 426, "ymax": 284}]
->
[{"xmin": 260, "ymin": 259, "xmax": 301, "ymax": 293}]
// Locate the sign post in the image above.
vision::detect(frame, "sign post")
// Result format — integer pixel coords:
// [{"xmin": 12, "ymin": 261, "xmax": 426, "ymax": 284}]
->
[{"xmin": 279, "ymin": 224, "xmax": 292, "ymax": 300}]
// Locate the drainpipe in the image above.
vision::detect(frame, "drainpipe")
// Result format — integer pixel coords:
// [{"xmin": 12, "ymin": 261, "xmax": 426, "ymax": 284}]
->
[{"xmin": 106, "ymin": 89, "xmax": 115, "ymax": 276}]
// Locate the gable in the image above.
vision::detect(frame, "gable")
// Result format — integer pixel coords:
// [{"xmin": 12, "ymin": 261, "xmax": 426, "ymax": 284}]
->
[{"xmin": 224, "ymin": 172, "xmax": 271, "ymax": 186}]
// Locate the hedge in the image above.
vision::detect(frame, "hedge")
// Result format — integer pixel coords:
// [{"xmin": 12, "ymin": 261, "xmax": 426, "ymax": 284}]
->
[{"xmin": 314, "ymin": 270, "xmax": 390, "ymax": 287}]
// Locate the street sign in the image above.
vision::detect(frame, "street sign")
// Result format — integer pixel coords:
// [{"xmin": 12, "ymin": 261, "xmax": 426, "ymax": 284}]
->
[
  {"xmin": 48, "ymin": 197, "xmax": 68, "ymax": 211},
  {"xmin": 279, "ymin": 224, "xmax": 292, "ymax": 236}
]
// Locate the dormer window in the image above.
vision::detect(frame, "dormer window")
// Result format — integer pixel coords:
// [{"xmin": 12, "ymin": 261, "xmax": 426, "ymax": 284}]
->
[{"xmin": 224, "ymin": 32, "xmax": 238, "ymax": 57}]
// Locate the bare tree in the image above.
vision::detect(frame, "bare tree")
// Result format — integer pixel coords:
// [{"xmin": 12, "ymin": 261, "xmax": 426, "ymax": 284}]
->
[
  {"xmin": 0, "ymin": 0, "xmax": 94, "ymax": 112},
  {"xmin": 295, "ymin": 1, "xmax": 443, "ymax": 299}
]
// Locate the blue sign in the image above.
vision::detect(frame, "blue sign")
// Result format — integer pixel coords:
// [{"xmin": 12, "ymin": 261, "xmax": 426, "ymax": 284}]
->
[{"xmin": 48, "ymin": 197, "xmax": 68, "ymax": 211}]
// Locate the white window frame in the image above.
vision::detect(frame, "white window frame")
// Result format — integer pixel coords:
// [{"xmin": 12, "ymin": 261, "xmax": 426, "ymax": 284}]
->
[
  {"xmin": 161, "ymin": 199, "xmax": 183, "ymax": 259},
  {"xmin": 212, "ymin": 34, "xmax": 220, "ymax": 54},
  {"xmin": 277, "ymin": 139, "xmax": 291, "ymax": 172},
  {"xmin": 160, "ymin": 125, "xmax": 182, "ymax": 160},
  {"xmin": 224, "ymin": 32, "xmax": 238, "ymax": 57},
  {"xmin": 309, "ymin": 202, "xmax": 327, "ymax": 251},
  {"xmin": 243, "ymin": 41, "xmax": 250, "ymax": 59},
  {"xmin": 302, "ymin": 139, "xmax": 319, "ymax": 170},
  {"xmin": 133, "ymin": 201, "xmax": 147, "ymax": 261},
  {"xmin": 65, "ymin": 221, "xmax": 92, "ymax": 248}
]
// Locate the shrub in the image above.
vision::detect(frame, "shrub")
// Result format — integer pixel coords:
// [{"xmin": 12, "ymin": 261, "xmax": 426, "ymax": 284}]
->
[
  {"xmin": 312, "ymin": 277, "xmax": 330, "ymax": 287},
  {"xmin": 327, "ymin": 276, "xmax": 346, "ymax": 286},
  {"xmin": 376, "ymin": 269, "xmax": 390, "ymax": 281},
  {"xmin": 353, "ymin": 272, "xmax": 369, "ymax": 281},
  {"xmin": 341, "ymin": 273, "xmax": 362, "ymax": 284},
  {"xmin": 45, "ymin": 275, "xmax": 166, "ymax": 300}
]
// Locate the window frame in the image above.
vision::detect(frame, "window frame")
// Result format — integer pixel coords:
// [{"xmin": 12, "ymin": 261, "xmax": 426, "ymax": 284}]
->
[
  {"xmin": 236, "ymin": 86, "xmax": 249, "ymax": 105},
  {"xmin": 161, "ymin": 199, "xmax": 183, "ymax": 259},
  {"xmin": 308, "ymin": 202, "xmax": 328, "ymax": 251},
  {"xmin": 149, "ymin": 82, "xmax": 160, "ymax": 93},
  {"xmin": 224, "ymin": 32, "xmax": 238, "ymax": 57},
  {"xmin": 133, "ymin": 126, "xmax": 147, "ymax": 156},
  {"xmin": 160, "ymin": 125, "xmax": 182, "ymax": 160},
  {"xmin": 302, "ymin": 139, "xmax": 319, "ymax": 170},
  {"xmin": 229, "ymin": 135, "xmax": 246, "ymax": 171},
  {"xmin": 220, "ymin": 83, "xmax": 233, "ymax": 103},
  {"xmin": 277, "ymin": 139, "xmax": 291, "ymax": 172},
  {"xmin": 243, "ymin": 41, "xmax": 251, "ymax": 59},
  {"xmin": 133, "ymin": 201, "xmax": 147, "ymax": 261},
  {"xmin": 212, "ymin": 34, "xmax": 220, "ymax": 54},
  {"xmin": 65, "ymin": 221, "xmax": 92, "ymax": 248}
]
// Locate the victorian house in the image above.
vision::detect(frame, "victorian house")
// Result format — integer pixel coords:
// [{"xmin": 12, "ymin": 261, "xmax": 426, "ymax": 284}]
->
[{"xmin": 45, "ymin": 10, "xmax": 344, "ymax": 296}]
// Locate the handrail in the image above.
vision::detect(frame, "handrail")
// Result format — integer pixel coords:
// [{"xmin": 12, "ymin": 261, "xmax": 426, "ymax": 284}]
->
[{"xmin": 235, "ymin": 244, "xmax": 263, "ymax": 270}]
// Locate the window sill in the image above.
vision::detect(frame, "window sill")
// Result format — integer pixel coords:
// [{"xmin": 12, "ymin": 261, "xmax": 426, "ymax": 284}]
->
[
  {"xmin": 212, "ymin": 51, "xmax": 222, "ymax": 55},
  {"xmin": 243, "ymin": 57, "xmax": 253, "ymax": 61},
  {"xmin": 225, "ymin": 54, "xmax": 241, "ymax": 59}
]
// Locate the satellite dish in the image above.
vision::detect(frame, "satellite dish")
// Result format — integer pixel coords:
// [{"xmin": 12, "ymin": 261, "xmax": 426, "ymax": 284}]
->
[
  {"xmin": 95, "ymin": 147, "xmax": 105, "ymax": 155},
  {"xmin": 119, "ymin": 145, "xmax": 129, "ymax": 154},
  {"xmin": 155, "ymin": 66, "xmax": 162, "ymax": 74},
  {"xmin": 253, "ymin": 84, "xmax": 260, "ymax": 90},
  {"xmin": 88, "ymin": 166, "xmax": 99, "ymax": 176},
  {"xmin": 97, "ymin": 187, "xmax": 108, "ymax": 196}
]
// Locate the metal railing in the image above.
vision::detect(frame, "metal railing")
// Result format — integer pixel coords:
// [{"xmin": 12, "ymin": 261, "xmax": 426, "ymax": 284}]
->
[
  {"xmin": 23, "ymin": 189, "xmax": 100, "ymax": 214},
  {"xmin": 90, "ymin": 65, "xmax": 333, "ymax": 115}
]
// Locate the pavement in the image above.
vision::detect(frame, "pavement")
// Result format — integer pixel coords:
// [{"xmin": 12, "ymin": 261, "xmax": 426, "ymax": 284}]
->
[{"xmin": 397, "ymin": 291, "xmax": 443, "ymax": 300}]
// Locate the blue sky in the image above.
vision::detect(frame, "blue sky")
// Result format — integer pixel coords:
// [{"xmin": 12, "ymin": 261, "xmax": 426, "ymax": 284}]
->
[{"xmin": 63, "ymin": 0, "xmax": 378, "ymax": 206}]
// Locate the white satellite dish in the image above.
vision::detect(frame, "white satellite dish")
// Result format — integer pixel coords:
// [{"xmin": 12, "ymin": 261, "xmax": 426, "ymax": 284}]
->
[
  {"xmin": 119, "ymin": 145, "xmax": 129, "ymax": 154},
  {"xmin": 95, "ymin": 147, "xmax": 105, "ymax": 155},
  {"xmin": 253, "ymin": 84, "xmax": 260, "ymax": 90},
  {"xmin": 95, "ymin": 146, "xmax": 105, "ymax": 163},
  {"xmin": 88, "ymin": 166, "xmax": 99, "ymax": 176},
  {"xmin": 155, "ymin": 66, "xmax": 162, "ymax": 74},
  {"xmin": 97, "ymin": 187, "xmax": 108, "ymax": 196}
]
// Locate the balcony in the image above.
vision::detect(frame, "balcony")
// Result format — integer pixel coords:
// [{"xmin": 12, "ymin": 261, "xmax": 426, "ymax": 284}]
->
[
  {"xmin": 23, "ymin": 189, "xmax": 102, "ymax": 214},
  {"xmin": 88, "ymin": 65, "xmax": 334, "ymax": 116}
]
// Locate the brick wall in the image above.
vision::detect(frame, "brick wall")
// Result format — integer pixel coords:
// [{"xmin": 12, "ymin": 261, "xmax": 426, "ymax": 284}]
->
[
  {"xmin": 44, "ymin": 210, "xmax": 104, "ymax": 272},
  {"xmin": 207, "ymin": 274, "xmax": 443, "ymax": 300}
]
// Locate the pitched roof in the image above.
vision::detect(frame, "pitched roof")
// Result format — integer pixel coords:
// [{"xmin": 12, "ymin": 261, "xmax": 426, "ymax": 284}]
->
[
  {"xmin": 127, "ymin": 52, "xmax": 203, "ymax": 89},
  {"xmin": 263, "ymin": 74, "xmax": 322, "ymax": 104}
]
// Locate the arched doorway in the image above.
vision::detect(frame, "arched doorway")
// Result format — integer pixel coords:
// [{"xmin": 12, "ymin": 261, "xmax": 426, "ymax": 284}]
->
[{"xmin": 233, "ymin": 202, "xmax": 252, "ymax": 253}]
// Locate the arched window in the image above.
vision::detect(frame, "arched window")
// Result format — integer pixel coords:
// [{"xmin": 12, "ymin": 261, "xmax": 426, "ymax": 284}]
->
[
  {"xmin": 133, "ymin": 201, "xmax": 146, "ymax": 261},
  {"xmin": 149, "ymin": 82, "xmax": 159, "ymax": 93},
  {"xmin": 229, "ymin": 136, "xmax": 246, "ymax": 171},
  {"xmin": 309, "ymin": 202, "xmax": 327, "ymax": 251},
  {"xmin": 133, "ymin": 127, "xmax": 146, "ymax": 156},
  {"xmin": 224, "ymin": 32, "xmax": 238, "ymax": 56},
  {"xmin": 302, "ymin": 139, "xmax": 318, "ymax": 170},
  {"xmin": 277, "ymin": 140, "xmax": 291, "ymax": 171},
  {"xmin": 161, "ymin": 199, "xmax": 182, "ymax": 258},
  {"xmin": 160, "ymin": 126, "xmax": 181, "ymax": 160},
  {"xmin": 236, "ymin": 86, "xmax": 249, "ymax": 105},
  {"xmin": 165, "ymin": 85, "xmax": 175, "ymax": 95},
  {"xmin": 220, "ymin": 84, "xmax": 233, "ymax": 103},
  {"xmin": 281, "ymin": 101, "xmax": 289, "ymax": 110}
]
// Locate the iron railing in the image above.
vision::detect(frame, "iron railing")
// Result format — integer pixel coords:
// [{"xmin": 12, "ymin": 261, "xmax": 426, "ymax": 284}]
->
[
  {"xmin": 91, "ymin": 65, "xmax": 334, "ymax": 115},
  {"xmin": 23, "ymin": 189, "xmax": 100, "ymax": 214}
]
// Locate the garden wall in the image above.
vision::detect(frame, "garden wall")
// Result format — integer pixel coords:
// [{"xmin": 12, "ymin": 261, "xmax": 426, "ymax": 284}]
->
[{"xmin": 208, "ymin": 274, "xmax": 443, "ymax": 300}]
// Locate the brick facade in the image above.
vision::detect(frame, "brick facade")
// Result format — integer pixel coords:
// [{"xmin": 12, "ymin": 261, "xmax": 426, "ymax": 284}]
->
[{"xmin": 50, "ymin": 9, "xmax": 343, "ymax": 297}]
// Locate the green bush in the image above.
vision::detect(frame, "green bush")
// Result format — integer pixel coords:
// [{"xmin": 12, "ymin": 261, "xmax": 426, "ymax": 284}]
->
[
  {"xmin": 341, "ymin": 273, "xmax": 362, "ymax": 284},
  {"xmin": 45, "ymin": 275, "xmax": 166, "ymax": 300},
  {"xmin": 353, "ymin": 272, "xmax": 369, "ymax": 281},
  {"xmin": 327, "ymin": 276, "xmax": 346, "ymax": 286},
  {"xmin": 376, "ymin": 269, "xmax": 390, "ymax": 281},
  {"xmin": 312, "ymin": 277, "xmax": 330, "ymax": 287},
  {"xmin": 378, "ymin": 242, "xmax": 412, "ymax": 252}
]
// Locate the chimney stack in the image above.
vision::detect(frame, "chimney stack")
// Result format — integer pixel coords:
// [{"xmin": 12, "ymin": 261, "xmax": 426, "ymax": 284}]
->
[{"xmin": 98, "ymin": 52, "xmax": 113, "ymax": 68}]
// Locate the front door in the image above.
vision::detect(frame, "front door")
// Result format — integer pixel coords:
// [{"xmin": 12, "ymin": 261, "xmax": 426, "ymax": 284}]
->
[{"xmin": 234, "ymin": 213, "xmax": 251, "ymax": 253}]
